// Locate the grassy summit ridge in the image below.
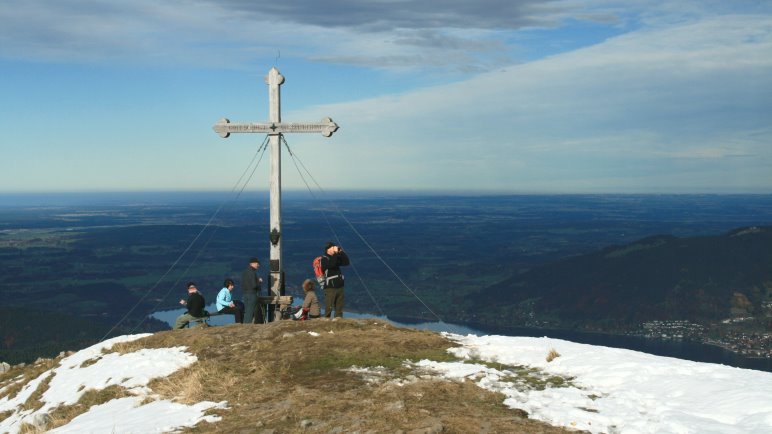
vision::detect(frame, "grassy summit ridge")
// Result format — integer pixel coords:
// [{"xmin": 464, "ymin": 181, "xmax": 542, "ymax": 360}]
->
[{"xmin": 1, "ymin": 319, "xmax": 574, "ymax": 433}]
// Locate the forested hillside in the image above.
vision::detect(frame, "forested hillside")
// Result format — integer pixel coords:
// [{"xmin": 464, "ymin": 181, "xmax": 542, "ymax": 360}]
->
[{"xmin": 466, "ymin": 226, "xmax": 772, "ymax": 330}]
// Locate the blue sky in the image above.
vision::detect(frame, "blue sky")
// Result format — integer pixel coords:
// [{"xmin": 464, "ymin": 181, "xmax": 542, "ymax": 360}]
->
[{"xmin": 1, "ymin": 0, "xmax": 770, "ymax": 193}]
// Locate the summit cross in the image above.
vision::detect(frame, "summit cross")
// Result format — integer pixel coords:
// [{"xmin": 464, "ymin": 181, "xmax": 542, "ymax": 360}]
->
[{"xmin": 213, "ymin": 67, "xmax": 339, "ymax": 314}]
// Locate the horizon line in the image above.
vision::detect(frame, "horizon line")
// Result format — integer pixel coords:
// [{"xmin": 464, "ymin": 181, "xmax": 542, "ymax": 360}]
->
[{"xmin": 2, "ymin": 188, "xmax": 772, "ymax": 196}]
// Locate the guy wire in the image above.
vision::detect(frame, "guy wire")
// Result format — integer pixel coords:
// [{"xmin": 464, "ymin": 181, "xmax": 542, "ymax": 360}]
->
[{"xmin": 102, "ymin": 136, "xmax": 270, "ymax": 340}]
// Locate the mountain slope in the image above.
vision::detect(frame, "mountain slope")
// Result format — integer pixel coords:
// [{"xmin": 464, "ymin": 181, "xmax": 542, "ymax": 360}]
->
[
  {"xmin": 4, "ymin": 319, "xmax": 772, "ymax": 433},
  {"xmin": 468, "ymin": 226, "xmax": 772, "ymax": 328},
  {"xmin": 0, "ymin": 320, "xmax": 571, "ymax": 434}
]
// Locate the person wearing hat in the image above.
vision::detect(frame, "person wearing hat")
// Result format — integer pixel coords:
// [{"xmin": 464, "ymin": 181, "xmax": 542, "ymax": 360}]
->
[
  {"xmin": 174, "ymin": 282, "xmax": 207, "ymax": 329},
  {"xmin": 321, "ymin": 242, "xmax": 350, "ymax": 319},
  {"xmin": 241, "ymin": 257, "xmax": 264, "ymax": 324}
]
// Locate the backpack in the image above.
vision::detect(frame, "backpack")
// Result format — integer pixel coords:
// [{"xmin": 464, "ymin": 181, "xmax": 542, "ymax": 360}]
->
[
  {"xmin": 283, "ymin": 305, "xmax": 305, "ymax": 320},
  {"xmin": 313, "ymin": 256, "xmax": 326, "ymax": 289}
]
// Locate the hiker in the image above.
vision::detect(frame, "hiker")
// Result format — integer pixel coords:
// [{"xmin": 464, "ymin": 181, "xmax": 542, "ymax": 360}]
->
[
  {"xmin": 297, "ymin": 278, "xmax": 321, "ymax": 320},
  {"xmin": 174, "ymin": 282, "xmax": 207, "ymax": 329},
  {"xmin": 216, "ymin": 278, "xmax": 244, "ymax": 324},
  {"xmin": 321, "ymin": 242, "xmax": 350, "ymax": 319},
  {"xmin": 242, "ymin": 257, "xmax": 264, "ymax": 324}
]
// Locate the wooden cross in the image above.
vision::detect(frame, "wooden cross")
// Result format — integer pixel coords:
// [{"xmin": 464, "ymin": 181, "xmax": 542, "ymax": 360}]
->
[{"xmin": 213, "ymin": 67, "xmax": 339, "ymax": 313}]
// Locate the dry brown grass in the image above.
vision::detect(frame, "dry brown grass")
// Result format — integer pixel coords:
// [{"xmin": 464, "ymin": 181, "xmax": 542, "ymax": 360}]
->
[
  {"xmin": 150, "ymin": 359, "xmax": 239, "ymax": 405},
  {"xmin": 45, "ymin": 385, "xmax": 132, "ymax": 431},
  {"xmin": 546, "ymin": 348, "xmax": 561, "ymax": 363},
  {"xmin": 137, "ymin": 318, "xmax": 577, "ymax": 433},
  {"xmin": 17, "ymin": 422, "xmax": 43, "ymax": 434},
  {"xmin": 0, "ymin": 367, "xmax": 19, "ymax": 386},
  {"xmin": 78, "ymin": 356, "xmax": 102, "ymax": 369},
  {"xmin": 11, "ymin": 385, "xmax": 132, "ymax": 433},
  {"xmin": 0, "ymin": 410, "xmax": 13, "ymax": 424},
  {"xmin": 102, "ymin": 339, "xmax": 148, "ymax": 355},
  {"xmin": 1, "ymin": 361, "xmax": 59, "ymax": 432},
  {"xmin": 20, "ymin": 373, "xmax": 53, "ymax": 412},
  {"xmin": 471, "ymin": 359, "xmax": 575, "ymax": 392},
  {"xmin": 0, "ymin": 358, "xmax": 59, "ymax": 403},
  {"xmin": 0, "ymin": 377, "xmax": 23, "ymax": 402}
]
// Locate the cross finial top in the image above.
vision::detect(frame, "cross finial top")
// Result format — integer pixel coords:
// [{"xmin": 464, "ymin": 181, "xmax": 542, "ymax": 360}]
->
[
  {"xmin": 265, "ymin": 67, "xmax": 285, "ymax": 87},
  {"xmin": 265, "ymin": 67, "xmax": 284, "ymax": 123}
]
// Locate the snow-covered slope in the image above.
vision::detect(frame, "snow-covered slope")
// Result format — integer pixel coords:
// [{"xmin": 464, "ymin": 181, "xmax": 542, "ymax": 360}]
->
[
  {"xmin": 0, "ymin": 334, "xmax": 225, "ymax": 434},
  {"xmin": 1, "ymin": 328, "xmax": 771, "ymax": 433}
]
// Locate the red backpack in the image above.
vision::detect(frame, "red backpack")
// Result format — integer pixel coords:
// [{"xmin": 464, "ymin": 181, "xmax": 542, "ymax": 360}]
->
[{"xmin": 312, "ymin": 256, "xmax": 325, "ymax": 288}]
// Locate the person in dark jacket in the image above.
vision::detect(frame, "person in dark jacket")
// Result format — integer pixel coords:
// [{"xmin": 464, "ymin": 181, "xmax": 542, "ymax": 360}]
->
[
  {"xmin": 241, "ymin": 257, "xmax": 264, "ymax": 324},
  {"xmin": 320, "ymin": 242, "xmax": 350, "ymax": 319},
  {"xmin": 174, "ymin": 282, "xmax": 207, "ymax": 329}
]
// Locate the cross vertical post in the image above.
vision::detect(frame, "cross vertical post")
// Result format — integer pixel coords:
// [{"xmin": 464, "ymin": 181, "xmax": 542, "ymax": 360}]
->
[
  {"xmin": 213, "ymin": 67, "xmax": 339, "ymax": 321},
  {"xmin": 267, "ymin": 68, "xmax": 284, "ymax": 303}
]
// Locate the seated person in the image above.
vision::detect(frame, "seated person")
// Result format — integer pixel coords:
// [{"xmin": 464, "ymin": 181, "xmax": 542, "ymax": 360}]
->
[
  {"xmin": 216, "ymin": 278, "xmax": 245, "ymax": 324},
  {"xmin": 174, "ymin": 282, "xmax": 207, "ymax": 329},
  {"xmin": 296, "ymin": 279, "xmax": 321, "ymax": 320}
]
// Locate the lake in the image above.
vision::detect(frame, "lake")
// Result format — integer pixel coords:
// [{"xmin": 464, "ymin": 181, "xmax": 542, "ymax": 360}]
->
[
  {"xmin": 150, "ymin": 305, "xmax": 481, "ymax": 335},
  {"xmin": 151, "ymin": 306, "xmax": 772, "ymax": 373}
]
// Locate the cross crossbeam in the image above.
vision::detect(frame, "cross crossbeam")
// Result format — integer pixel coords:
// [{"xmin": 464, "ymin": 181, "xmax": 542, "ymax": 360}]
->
[{"xmin": 213, "ymin": 117, "xmax": 338, "ymax": 137}]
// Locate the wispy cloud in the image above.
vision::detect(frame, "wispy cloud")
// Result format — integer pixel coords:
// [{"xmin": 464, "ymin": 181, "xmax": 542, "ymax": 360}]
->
[
  {"xmin": 286, "ymin": 14, "xmax": 772, "ymax": 191},
  {"xmin": 0, "ymin": 0, "xmax": 621, "ymax": 71}
]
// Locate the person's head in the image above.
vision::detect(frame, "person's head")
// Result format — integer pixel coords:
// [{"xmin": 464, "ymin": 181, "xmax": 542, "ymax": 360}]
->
[
  {"xmin": 249, "ymin": 257, "xmax": 260, "ymax": 269},
  {"xmin": 224, "ymin": 278, "xmax": 235, "ymax": 290},
  {"xmin": 187, "ymin": 282, "xmax": 197, "ymax": 293},
  {"xmin": 325, "ymin": 242, "xmax": 338, "ymax": 255},
  {"xmin": 302, "ymin": 279, "xmax": 314, "ymax": 292}
]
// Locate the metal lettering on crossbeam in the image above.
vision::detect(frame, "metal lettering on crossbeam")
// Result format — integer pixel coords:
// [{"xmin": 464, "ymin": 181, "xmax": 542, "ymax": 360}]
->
[
  {"xmin": 213, "ymin": 118, "xmax": 339, "ymax": 137},
  {"xmin": 213, "ymin": 67, "xmax": 338, "ymax": 319}
]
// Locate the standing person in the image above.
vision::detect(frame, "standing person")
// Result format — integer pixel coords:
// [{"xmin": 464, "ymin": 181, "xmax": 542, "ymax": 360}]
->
[
  {"xmin": 321, "ymin": 242, "xmax": 350, "ymax": 319},
  {"xmin": 299, "ymin": 279, "xmax": 321, "ymax": 320},
  {"xmin": 241, "ymin": 257, "xmax": 264, "ymax": 324},
  {"xmin": 216, "ymin": 278, "xmax": 244, "ymax": 324},
  {"xmin": 174, "ymin": 282, "xmax": 207, "ymax": 329}
]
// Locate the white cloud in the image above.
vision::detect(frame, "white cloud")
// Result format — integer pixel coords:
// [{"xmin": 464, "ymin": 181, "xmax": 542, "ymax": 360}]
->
[{"xmin": 280, "ymin": 14, "xmax": 772, "ymax": 191}]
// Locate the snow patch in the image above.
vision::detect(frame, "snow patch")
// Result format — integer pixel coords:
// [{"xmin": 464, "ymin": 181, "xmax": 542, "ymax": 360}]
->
[{"xmin": 0, "ymin": 334, "xmax": 225, "ymax": 434}]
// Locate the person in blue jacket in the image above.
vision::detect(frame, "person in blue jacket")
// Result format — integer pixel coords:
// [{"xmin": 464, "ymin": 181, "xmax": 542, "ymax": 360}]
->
[{"xmin": 216, "ymin": 278, "xmax": 244, "ymax": 324}]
